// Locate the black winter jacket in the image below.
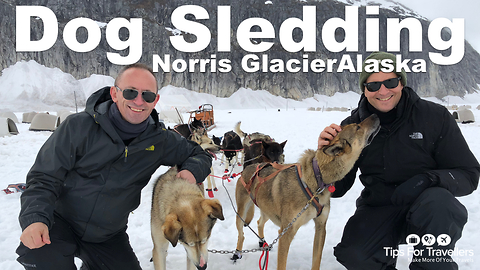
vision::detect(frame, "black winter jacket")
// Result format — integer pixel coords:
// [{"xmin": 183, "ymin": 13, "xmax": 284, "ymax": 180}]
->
[
  {"xmin": 332, "ymin": 87, "xmax": 480, "ymax": 206},
  {"xmin": 19, "ymin": 87, "xmax": 212, "ymax": 242}
]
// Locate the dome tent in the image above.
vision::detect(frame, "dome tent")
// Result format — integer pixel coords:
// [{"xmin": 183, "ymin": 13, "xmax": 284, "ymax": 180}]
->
[
  {"xmin": 22, "ymin": 111, "xmax": 37, "ymax": 123},
  {"xmin": 0, "ymin": 117, "xmax": 19, "ymax": 137},
  {"xmin": 0, "ymin": 112, "xmax": 19, "ymax": 123},
  {"xmin": 57, "ymin": 110, "xmax": 74, "ymax": 124},
  {"xmin": 452, "ymin": 109, "xmax": 475, "ymax": 124},
  {"xmin": 29, "ymin": 113, "xmax": 59, "ymax": 132}
]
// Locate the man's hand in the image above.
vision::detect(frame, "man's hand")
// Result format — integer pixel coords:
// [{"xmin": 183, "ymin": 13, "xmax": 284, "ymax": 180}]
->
[
  {"xmin": 391, "ymin": 174, "xmax": 435, "ymax": 206},
  {"xmin": 318, "ymin": 123, "xmax": 342, "ymax": 149},
  {"xmin": 20, "ymin": 222, "xmax": 51, "ymax": 249},
  {"xmin": 176, "ymin": 170, "xmax": 197, "ymax": 184}
]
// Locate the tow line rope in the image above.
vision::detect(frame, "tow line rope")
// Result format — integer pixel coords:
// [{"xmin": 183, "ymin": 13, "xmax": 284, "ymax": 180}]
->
[{"xmin": 207, "ymin": 162, "xmax": 270, "ymax": 269}]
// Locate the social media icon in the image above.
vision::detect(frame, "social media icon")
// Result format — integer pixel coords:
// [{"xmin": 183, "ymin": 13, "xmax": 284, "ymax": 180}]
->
[
  {"xmin": 437, "ymin": 234, "xmax": 451, "ymax": 246},
  {"xmin": 406, "ymin": 234, "xmax": 420, "ymax": 246},
  {"xmin": 422, "ymin": 234, "xmax": 436, "ymax": 246}
]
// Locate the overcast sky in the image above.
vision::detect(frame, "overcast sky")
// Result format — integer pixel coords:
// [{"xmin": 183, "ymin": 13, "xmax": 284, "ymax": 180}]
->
[{"xmin": 396, "ymin": 0, "xmax": 480, "ymax": 53}]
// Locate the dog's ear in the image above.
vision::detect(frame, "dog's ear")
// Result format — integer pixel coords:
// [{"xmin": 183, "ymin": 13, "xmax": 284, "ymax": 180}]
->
[
  {"xmin": 212, "ymin": 135, "xmax": 222, "ymax": 146},
  {"xmin": 280, "ymin": 140, "xmax": 287, "ymax": 149},
  {"xmin": 323, "ymin": 139, "xmax": 346, "ymax": 156},
  {"xmin": 262, "ymin": 140, "xmax": 270, "ymax": 149},
  {"xmin": 202, "ymin": 199, "xmax": 225, "ymax": 220},
  {"xmin": 162, "ymin": 213, "xmax": 182, "ymax": 247}
]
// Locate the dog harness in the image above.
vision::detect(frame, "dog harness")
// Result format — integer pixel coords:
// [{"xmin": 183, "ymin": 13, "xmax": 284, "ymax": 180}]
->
[
  {"xmin": 312, "ymin": 157, "xmax": 336, "ymax": 194},
  {"xmin": 240, "ymin": 162, "xmax": 299, "ymax": 207},
  {"xmin": 172, "ymin": 122, "xmax": 205, "ymax": 139},
  {"xmin": 306, "ymin": 158, "xmax": 335, "ymax": 216},
  {"xmin": 240, "ymin": 159, "xmax": 334, "ymax": 217}
]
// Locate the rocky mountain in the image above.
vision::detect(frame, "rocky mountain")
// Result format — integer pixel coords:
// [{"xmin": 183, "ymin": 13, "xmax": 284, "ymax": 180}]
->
[{"xmin": 2, "ymin": 0, "xmax": 480, "ymax": 99}]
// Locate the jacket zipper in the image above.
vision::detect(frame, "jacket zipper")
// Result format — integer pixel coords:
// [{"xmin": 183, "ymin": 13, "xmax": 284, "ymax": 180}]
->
[{"xmin": 124, "ymin": 146, "xmax": 128, "ymax": 162}]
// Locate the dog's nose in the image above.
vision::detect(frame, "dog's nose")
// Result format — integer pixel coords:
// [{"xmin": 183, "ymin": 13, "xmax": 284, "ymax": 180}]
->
[{"xmin": 197, "ymin": 263, "xmax": 207, "ymax": 270}]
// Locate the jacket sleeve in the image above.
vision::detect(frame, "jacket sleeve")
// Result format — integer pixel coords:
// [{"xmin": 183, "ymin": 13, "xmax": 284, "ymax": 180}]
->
[
  {"xmin": 428, "ymin": 108, "xmax": 480, "ymax": 196},
  {"xmin": 178, "ymin": 141, "xmax": 213, "ymax": 184},
  {"xmin": 19, "ymin": 118, "xmax": 79, "ymax": 231},
  {"xmin": 331, "ymin": 164, "xmax": 358, "ymax": 198},
  {"xmin": 161, "ymin": 130, "xmax": 213, "ymax": 184}
]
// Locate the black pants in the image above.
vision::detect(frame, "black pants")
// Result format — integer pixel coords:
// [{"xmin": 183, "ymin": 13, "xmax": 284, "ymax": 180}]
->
[
  {"xmin": 16, "ymin": 214, "xmax": 142, "ymax": 270},
  {"xmin": 334, "ymin": 187, "xmax": 468, "ymax": 270}
]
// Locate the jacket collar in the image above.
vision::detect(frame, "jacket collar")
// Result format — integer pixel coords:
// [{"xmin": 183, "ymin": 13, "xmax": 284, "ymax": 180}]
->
[{"xmin": 353, "ymin": 86, "xmax": 419, "ymax": 125}]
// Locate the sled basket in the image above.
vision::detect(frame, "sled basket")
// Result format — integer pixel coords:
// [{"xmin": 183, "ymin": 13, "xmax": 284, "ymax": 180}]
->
[{"xmin": 188, "ymin": 104, "xmax": 216, "ymax": 131}]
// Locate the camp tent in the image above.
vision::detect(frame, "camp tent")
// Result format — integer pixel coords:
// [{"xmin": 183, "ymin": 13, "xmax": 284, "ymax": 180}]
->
[
  {"xmin": 458, "ymin": 105, "xmax": 471, "ymax": 110},
  {"xmin": 57, "ymin": 110, "xmax": 74, "ymax": 124},
  {"xmin": 0, "ymin": 117, "xmax": 19, "ymax": 136},
  {"xmin": 452, "ymin": 109, "xmax": 475, "ymax": 124},
  {"xmin": 156, "ymin": 95, "xmax": 192, "ymax": 124},
  {"xmin": 22, "ymin": 112, "xmax": 37, "ymax": 123},
  {"xmin": 29, "ymin": 113, "xmax": 59, "ymax": 131},
  {"xmin": 0, "ymin": 112, "xmax": 19, "ymax": 123}
]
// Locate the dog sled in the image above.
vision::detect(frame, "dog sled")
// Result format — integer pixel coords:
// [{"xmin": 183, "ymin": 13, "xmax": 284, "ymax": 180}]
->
[
  {"xmin": 188, "ymin": 104, "xmax": 216, "ymax": 131},
  {"xmin": 3, "ymin": 183, "xmax": 26, "ymax": 194}
]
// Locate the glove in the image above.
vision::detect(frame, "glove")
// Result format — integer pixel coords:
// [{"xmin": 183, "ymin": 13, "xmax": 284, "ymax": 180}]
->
[{"xmin": 391, "ymin": 173, "xmax": 437, "ymax": 206}]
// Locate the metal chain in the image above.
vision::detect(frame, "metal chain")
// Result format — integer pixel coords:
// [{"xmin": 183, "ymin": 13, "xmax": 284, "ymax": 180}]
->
[
  {"xmin": 209, "ymin": 162, "xmax": 264, "ymax": 255},
  {"xmin": 208, "ymin": 247, "xmax": 266, "ymax": 254}
]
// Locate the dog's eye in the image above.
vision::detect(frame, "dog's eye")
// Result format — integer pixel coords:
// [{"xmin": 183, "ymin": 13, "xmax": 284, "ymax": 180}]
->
[
  {"xmin": 188, "ymin": 242, "xmax": 195, "ymax": 247},
  {"xmin": 201, "ymin": 238, "xmax": 207, "ymax": 244}
]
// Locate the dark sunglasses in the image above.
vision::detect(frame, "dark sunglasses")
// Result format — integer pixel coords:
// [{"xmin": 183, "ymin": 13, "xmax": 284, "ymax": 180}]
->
[
  {"xmin": 363, "ymin": 77, "xmax": 401, "ymax": 92},
  {"xmin": 115, "ymin": 86, "xmax": 157, "ymax": 103}
]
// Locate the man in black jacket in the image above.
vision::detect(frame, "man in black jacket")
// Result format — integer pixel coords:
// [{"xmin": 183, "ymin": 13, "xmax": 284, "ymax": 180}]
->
[
  {"xmin": 319, "ymin": 52, "xmax": 479, "ymax": 270},
  {"xmin": 16, "ymin": 64, "xmax": 213, "ymax": 270}
]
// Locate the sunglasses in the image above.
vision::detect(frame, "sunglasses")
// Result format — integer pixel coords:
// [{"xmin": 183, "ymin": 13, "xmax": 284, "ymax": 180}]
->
[
  {"xmin": 363, "ymin": 77, "xmax": 401, "ymax": 92},
  {"xmin": 115, "ymin": 86, "xmax": 157, "ymax": 103}
]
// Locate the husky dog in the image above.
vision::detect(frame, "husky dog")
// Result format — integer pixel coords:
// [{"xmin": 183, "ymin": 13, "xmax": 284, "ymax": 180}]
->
[
  {"xmin": 234, "ymin": 121, "xmax": 273, "ymax": 147},
  {"xmin": 220, "ymin": 130, "xmax": 243, "ymax": 172},
  {"xmin": 190, "ymin": 133, "xmax": 221, "ymax": 198},
  {"xmin": 190, "ymin": 133, "xmax": 221, "ymax": 157},
  {"xmin": 211, "ymin": 135, "xmax": 222, "ymax": 147},
  {"xmin": 234, "ymin": 114, "xmax": 380, "ymax": 270},
  {"xmin": 151, "ymin": 167, "xmax": 224, "ymax": 270},
  {"xmin": 234, "ymin": 121, "xmax": 285, "ymax": 165},
  {"xmin": 170, "ymin": 118, "xmax": 205, "ymax": 139},
  {"xmin": 243, "ymin": 139, "xmax": 287, "ymax": 169}
]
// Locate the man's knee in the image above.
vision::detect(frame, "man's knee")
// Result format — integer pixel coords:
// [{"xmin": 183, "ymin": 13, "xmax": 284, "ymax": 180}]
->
[
  {"xmin": 334, "ymin": 243, "xmax": 367, "ymax": 267},
  {"xmin": 334, "ymin": 243, "xmax": 395, "ymax": 270},
  {"xmin": 408, "ymin": 187, "xmax": 467, "ymax": 233}
]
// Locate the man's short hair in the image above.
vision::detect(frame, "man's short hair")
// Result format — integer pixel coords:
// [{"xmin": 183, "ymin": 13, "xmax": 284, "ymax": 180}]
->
[{"xmin": 114, "ymin": 63, "xmax": 158, "ymax": 91}]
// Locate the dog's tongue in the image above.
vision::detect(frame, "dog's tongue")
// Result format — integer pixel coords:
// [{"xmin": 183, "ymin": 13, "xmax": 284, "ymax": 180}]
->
[
  {"xmin": 208, "ymin": 150, "xmax": 217, "ymax": 160},
  {"xmin": 199, "ymin": 256, "xmax": 206, "ymax": 267}
]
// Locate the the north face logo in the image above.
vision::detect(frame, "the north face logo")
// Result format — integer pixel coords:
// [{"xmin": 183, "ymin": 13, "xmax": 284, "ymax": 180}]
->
[{"xmin": 409, "ymin": 132, "xmax": 423, "ymax": 140}]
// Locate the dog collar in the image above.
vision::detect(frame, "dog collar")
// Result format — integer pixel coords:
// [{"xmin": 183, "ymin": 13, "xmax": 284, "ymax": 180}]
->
[{"xmin": 312, "ymin": 158, "xmax": 335, "ymax": 193}]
